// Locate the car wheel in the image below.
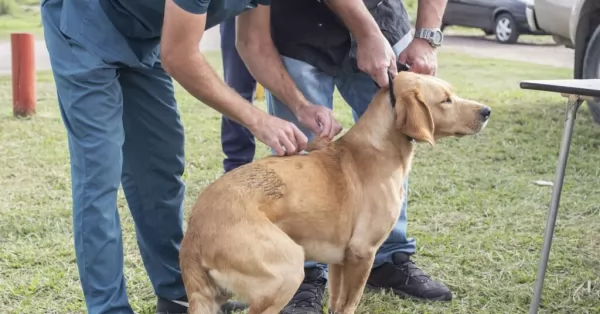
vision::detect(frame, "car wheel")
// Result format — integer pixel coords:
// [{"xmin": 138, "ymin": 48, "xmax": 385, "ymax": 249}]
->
[
  {"xmin": 495, "ymin": 13, "xmax": 519, "ymax": 44},
  {"xmin": 582, "ymin": 24, "xmax": 600, "ymax": 125}
]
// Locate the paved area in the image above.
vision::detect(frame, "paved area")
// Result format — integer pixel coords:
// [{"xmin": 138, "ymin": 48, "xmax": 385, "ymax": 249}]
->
[
  {"xmin": 0, "ymin": 27, "xmax": 223, "ymax": 75},
  {"xmin": 0, "ymin": 30, "xmax": 574, "ymax": 75},
  {"xmin": 0, "ymin": 39, "xmax": 50, "ymax": 75},
  {"xmin": 441, "ymin": 35, "xmax": 574, "ymax": 69}
]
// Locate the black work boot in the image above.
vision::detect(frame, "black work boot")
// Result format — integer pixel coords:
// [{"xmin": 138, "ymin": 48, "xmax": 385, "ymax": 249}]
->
[
  {"xmin": 366, "ymin": 253, "xmax": 452, "ymax": 301},
  {"xmin": 156, "ymin": 295, "xmax": 247, "ymax": 314},
  {"xmin": 280, "ymin": 267, "xmax": 327, "ymax": 314}
]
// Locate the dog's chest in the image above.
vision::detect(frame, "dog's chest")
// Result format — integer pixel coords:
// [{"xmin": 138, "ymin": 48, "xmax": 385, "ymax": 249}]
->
[
  {"xmin": 354, "ymin": 176, "xmax": 405, "ymax": 239},
  {"xmin": 302, "ymin": 241, "xmax": 346, "ymax": 264},
  {"xmin": 365, "ymin": 172, "xmax": 404, "ymax": 207}
]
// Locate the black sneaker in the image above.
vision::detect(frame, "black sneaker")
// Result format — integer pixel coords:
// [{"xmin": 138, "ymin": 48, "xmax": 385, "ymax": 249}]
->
[
  {"xmin": 366, "ymin": 253, "xmax": 452, "ymax": 301},
  {"xmin": 280, "ymin": 267, "xmax": 326, "ymax": 314},
  {"xmin": 156, "ymin": 295, "xmax": 247, "ymax": 314}
]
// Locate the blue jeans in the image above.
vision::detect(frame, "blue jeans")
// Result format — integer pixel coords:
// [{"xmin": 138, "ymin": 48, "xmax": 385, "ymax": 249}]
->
[
  {"xmin": 42, "ymin": 2, "xmax": 186, "ymax": 313},
  {"xmin": 265, "ymin": 54, "xmax": 416, "ymax": 278},
  {"xmin": 219, "ymin": 17, "xmax": 257, "ymax": 172}
]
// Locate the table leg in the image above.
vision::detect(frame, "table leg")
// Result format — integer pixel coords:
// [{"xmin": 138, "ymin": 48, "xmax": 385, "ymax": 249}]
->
[{"xmin": 529, "ymin": 99, "xmax": 583, "ymax": 314}]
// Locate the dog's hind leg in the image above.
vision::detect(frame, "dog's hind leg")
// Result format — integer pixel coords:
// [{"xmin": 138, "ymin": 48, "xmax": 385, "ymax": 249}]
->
[
  {"xmin": 246, "ymin": 265, "xmax": 304, "ymax": 314},
  {"xmin": 182, "ymin": 216, "xmax": 305, "ymax": 314},
  {"xmin": 180, "ymin": 252, "xmax": 224, "ymax": 314},
  {"xmin": 180, "ymin": 242, "xmax": 228, "ymax": 314},
  {"xmin": 241, "ymin": 229, "xmax": 306, "ymax": 314}
]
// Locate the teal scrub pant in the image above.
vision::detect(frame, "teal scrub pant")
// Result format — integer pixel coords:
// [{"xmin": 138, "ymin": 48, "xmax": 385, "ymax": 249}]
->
[{"xmin": 42, "ymin": 2, "xmax": 186, "ymax": 314}]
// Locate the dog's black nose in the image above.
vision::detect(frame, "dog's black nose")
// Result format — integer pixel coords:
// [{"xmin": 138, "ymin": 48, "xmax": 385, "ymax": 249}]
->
[{"xmin": 480, "ymin": 107, "xmax": 491, "ymax": 121}]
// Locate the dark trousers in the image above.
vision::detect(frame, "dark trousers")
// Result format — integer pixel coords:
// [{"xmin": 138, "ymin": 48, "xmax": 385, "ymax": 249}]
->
[{"xmin": 219, "ymin": 18, "xmax": 257, "ymax": 172}]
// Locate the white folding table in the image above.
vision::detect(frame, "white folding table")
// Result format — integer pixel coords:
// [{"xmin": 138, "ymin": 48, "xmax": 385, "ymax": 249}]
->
[{"xmin": 519, "ymin": 79, "xmax": 600, "ymax": 314}]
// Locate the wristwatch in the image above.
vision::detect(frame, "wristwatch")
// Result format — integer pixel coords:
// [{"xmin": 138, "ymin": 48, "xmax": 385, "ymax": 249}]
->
[{"xmin": 414, "ymin": 28, "xmax": 444, "ymax": 48}]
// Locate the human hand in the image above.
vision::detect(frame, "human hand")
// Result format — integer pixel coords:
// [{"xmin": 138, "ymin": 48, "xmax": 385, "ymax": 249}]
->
[
  {"xmin": 398, "ymin": 38, "xmax": 438, "ymax": 75},
  {"xmin": 356, "ymin": 32, "xmax": 397, "ymax": 88},
  {"xmin": 294, "ymin": 104, "xmax": 343, "ymax": 140},
  {"xmin": 249, "ymin": 113, "xmax": 308, "ymax": 156}
]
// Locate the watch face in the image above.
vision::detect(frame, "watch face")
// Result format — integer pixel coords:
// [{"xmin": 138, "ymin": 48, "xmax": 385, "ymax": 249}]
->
[{"xmin": 431, "ymin": 30, "xmax": 444, "ymax": 45}]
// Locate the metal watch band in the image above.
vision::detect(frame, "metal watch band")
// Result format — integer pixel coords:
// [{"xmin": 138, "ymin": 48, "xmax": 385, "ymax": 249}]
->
[{"xmin": 414, "ymin": 28, "xmax": 443, "ymax": 48}]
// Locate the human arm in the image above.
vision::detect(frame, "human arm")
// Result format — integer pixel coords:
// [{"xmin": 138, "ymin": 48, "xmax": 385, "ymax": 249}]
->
[
  {"xmin": 414, "ymin": 0, "xmax": 447, "ymax": 29},
  {"xmin": 235, "ymin": 5, "xmax": 342, "ymax": 139},
  {"xmin": 398, "ymin": 0, "xmax": 448, "ymax": 75},
  {"xmin": 160, "ymin": 0, "xmax": 307, "ymax": 155},
  {"xmin": 323, "ymin": 0, "xmax": 397, "ymax": 87}
]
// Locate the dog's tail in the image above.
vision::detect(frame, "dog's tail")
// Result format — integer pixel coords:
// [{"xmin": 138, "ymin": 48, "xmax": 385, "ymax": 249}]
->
[{"xmin": 181, "ymin": 254, "xmax": 223, "ymax": 314}]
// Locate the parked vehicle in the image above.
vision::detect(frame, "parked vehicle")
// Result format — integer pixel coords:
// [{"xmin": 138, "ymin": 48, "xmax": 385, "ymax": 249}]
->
[
  {"xmin": 527, "ymin": 0, "xmax": 600, "ymax": 124},
  {"xmin": 441, "ymin": 0, "xmax": 547, "ymax": 44}
]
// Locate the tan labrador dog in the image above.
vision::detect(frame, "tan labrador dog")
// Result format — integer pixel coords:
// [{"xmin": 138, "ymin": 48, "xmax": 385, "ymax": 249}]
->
[{"xmin": 180, "ymin": 71, "xmax": 491, "ymax": 314}]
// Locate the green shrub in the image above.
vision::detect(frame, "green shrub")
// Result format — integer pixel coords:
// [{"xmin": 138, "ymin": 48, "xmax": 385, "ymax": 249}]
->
[{"xmin": 0, "ymin": 0, "xmax": 18, "ymax": 15}]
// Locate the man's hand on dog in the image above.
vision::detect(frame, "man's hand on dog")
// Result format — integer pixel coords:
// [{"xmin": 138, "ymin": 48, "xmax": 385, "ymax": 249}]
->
[
  {"xmin": 294, "ymin": 104, "xmax": 343, "ymax": 141},
  {"xmin": 398, "ymin": 38, "xmax": 438, "ymax": 75},
  {"xmin": 249, "ymin": 113, "xmax": 308, "ymax": 156},
  {"xmin": 356, "ymin": 31, "xmax": 398, "ymax": 88}
]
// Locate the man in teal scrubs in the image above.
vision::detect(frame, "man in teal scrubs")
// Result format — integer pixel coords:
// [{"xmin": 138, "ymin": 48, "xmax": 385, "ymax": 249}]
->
[{"xmin": 41, "ymin": 0, "xmax": 400, "ymax": 313}]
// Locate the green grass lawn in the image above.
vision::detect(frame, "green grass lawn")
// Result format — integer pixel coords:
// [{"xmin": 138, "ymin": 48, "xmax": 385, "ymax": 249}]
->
[{"xmin": 1, "ymin": 51, "xmax": 600, "ymax": 314}]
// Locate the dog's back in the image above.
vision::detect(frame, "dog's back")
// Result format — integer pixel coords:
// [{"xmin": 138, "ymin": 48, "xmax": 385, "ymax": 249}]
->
[{"xmin": 305, "ymin": 136, "xmax": 331, "ymax": 152}]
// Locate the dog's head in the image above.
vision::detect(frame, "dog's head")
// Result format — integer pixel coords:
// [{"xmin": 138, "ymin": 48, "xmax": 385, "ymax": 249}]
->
[{"xmin": 391, "ymin": 71, "xmax": 491, "ymax": 145}]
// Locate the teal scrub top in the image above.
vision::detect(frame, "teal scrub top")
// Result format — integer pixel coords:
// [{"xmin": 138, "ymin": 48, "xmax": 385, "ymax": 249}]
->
[{"xmin": 57, "ymin": 0, "xmax": 269, "ymax": 68}]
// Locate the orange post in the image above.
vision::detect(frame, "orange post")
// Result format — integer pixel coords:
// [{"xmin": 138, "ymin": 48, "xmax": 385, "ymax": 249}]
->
[{"xmin": 11, "ymin": 33, "xmax": 36, "ymax": 117}]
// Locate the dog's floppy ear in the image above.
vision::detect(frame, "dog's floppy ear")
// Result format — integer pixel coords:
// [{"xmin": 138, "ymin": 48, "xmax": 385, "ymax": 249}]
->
[{"xmin": 395, "ymin": 89, "xmax": 435, "ymax": 146}]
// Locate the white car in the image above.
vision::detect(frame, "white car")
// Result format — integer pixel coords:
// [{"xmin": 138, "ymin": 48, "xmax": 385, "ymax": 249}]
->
[{"xmin": 527, "ymin": 0, "xmax": 600, "ymax": 123}]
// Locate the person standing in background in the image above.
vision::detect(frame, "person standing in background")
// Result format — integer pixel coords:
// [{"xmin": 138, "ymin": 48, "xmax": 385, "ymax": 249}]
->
[
  {"xmin": 219, "ymin": 17, "xmax": 258, "ymax": 173},
  {"xmin": 264, "ymin": 1, "xmax": 452, "ymax": 313}
]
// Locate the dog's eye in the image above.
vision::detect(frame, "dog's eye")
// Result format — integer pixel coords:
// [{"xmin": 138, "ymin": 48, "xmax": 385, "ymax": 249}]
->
[{"xmin": 442, "ymin": 98, "xmax": 452, "ymax": 104}]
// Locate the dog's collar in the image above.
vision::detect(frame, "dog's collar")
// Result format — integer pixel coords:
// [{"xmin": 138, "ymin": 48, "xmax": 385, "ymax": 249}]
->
[
  {"xmin": 387, "ymin": 71, "xmax": 397, "ymax": 108},
  {"xmin": 387, "ymin": 64, "xmax": 415, "ymax": 144}
]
